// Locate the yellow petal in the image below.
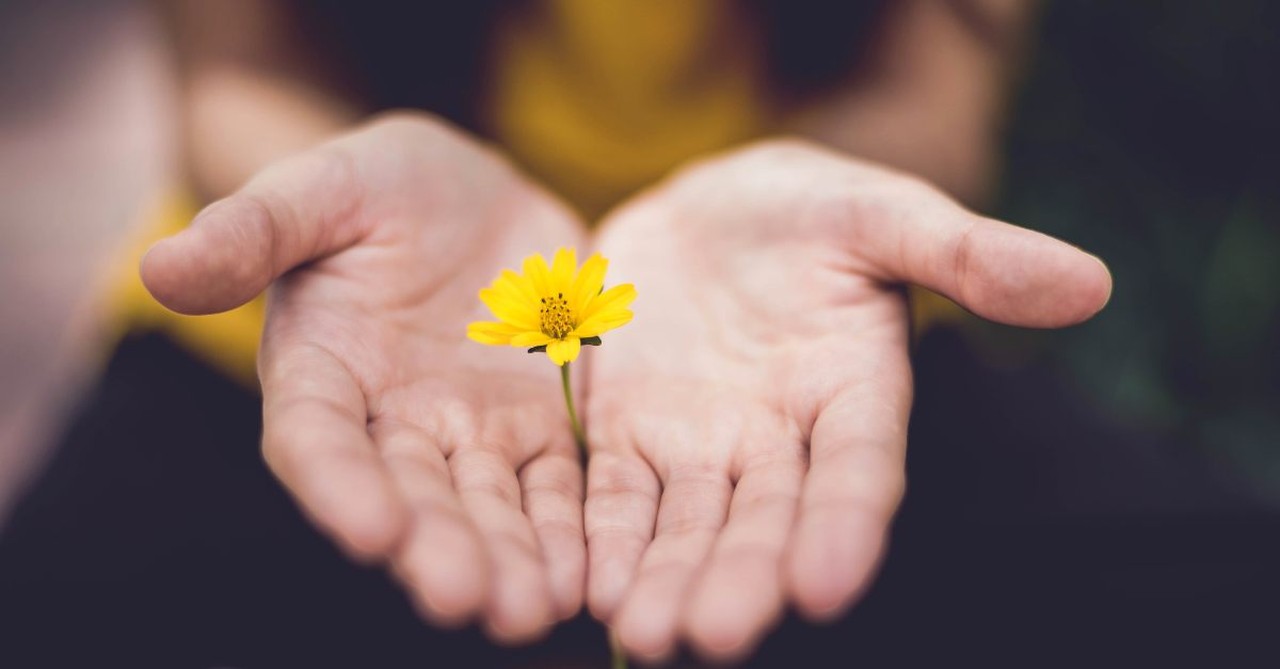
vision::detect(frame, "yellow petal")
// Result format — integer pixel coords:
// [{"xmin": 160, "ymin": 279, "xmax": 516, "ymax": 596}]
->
[
  {"xmin": 581, "ymin": 283, "xmax": 637, "ymax": 322},
  {"xmin": 467, "ymin": 320, "xmax": 525, "ymax": 345},
  {"xmin": 545, "ymin": 337, "xmax": 581, "ymax": 366},
  {"xmin": 549, "ymin": 247, "xmax": 577, "ymax": 295},
  {"xmin": 494, "ymin": 269, "xmax": 537, "ymax": 304},
  {"xmin": 511, "ymin": 331, "xmax": 554, "ymax": 347},
  {"xmin": 572, "ymin": 309, "xmax": 633, "ymax": 338},
  {"xmin": 569, "ymin": 253, "xmax": 608, "ymax": 318},
  {"xmin": 523, "ymin": 253, "xmax": 552, "ymax": 297},
  {"xmin": 479, "ymin": 287, "xmax": 539, "ymax": 329}
]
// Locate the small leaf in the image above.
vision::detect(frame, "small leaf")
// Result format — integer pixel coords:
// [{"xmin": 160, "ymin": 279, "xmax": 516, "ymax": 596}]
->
[
  {"xmin": 581, "ymin": 336, "xmax": 603, "ymax": 347},
  {"xmin": 527, "ymin": 345, "xmax": 548, "ymax": 353}
]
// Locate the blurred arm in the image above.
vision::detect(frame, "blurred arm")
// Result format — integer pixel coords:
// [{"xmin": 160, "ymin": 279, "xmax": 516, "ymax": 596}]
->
[
  {"xmin": 158, "ymin": 0, "xmax": 363, "ymax": 200},
  {"xmin": 787, "ymin": 0, "xmax": 1037, "ymax": 204}
]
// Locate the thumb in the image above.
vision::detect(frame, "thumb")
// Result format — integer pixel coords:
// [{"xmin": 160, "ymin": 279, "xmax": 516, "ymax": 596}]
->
[
  {"xmin": 140, "ymin": 147, "xmax": 366, "ymax": 315},
  {"xmin": 854, "ymin": 184, "xmax": 1112, "ymax": 328}
]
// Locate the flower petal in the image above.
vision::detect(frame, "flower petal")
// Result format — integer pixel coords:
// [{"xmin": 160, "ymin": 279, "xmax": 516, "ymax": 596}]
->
[
  {"xmin": 511, "ymin": 331, "xmax": 554, "ymax": 347},
  {"xmin": 545, "ymin": 336, "xmax": 581, "ymax": 366},
  {"xmin": 569, "ymin": 253, "xmax": 608, "ymax": 318},
  {"xmin": 523, "ymin": 253, "xmax": 553, "ymax": 297},
  {"xmin": 550, "ymin": 247, "xmax": 577, "ymax": 296},
  {"xmin": 494, "ymin": 269, "xmax": 538, "ymax": 304},
  {"xmin": 581, "ymin": 283, "xmax": 637, "ymax": 322},
  {"xmin": 571, "ymin": 309, "xmax": 633, "ymax": 338},
  {"xmin": 467, "ymin": 320, "xmax": 526, "ymax": 345},
  {"xmin": 479, "ymin": 287, "xmax": 539, "ymax": 329}
]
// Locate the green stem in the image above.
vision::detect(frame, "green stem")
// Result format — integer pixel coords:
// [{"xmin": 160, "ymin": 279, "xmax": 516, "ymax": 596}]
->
[
  {"xmin": 610, "ymin": 629, "xmax": 628, "ymax": 669},
  {"xmin": 561, "ymin": 362, "xmax": 587, "ymax": 458},
  {"xmin": 560, "ymin": 362, "xmax": 626, "ymax": 669}
]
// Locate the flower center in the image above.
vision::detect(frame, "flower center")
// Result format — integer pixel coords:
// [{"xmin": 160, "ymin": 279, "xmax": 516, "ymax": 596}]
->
[{"xmin": 539, "ymin": 293, "xmax": 573, "ymax": 339}]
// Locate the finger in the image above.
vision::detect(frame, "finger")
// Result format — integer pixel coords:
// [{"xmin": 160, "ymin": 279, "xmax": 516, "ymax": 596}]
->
[
  {"xmin": 786, "ymin": 354, "xmax": 910, "ymax": 621},
  {"xmin": 613, "ymin": 467, "xmax": 733, "ymax": 663},
  {"xmin": 684, "ymin": 453, "xmax": 804, "ymax": 662},
  {"xmin": 584, "ymin": 451, "xmax": 661, "ymax": 621},
  {"xmin": 519, "ymin": 451, "xmax": 586, "ymax": 621},
  {"xmin": 450, "ymin": 449, "xmax": 556, "ymax": 644},
  {"xmin": 141, "ymin": 144, "xmax": 368, "ymax": 315},
  {"xmin": 851, "ymin": 183, "xmax": 1112, "ymax": 328},
  {"xmin": 374, "ymin": 423, "xmax": 489, "ymax": 627},
  {"xmin": 260, "ymin": 343, "xmax": 407, "ymax": 563}
]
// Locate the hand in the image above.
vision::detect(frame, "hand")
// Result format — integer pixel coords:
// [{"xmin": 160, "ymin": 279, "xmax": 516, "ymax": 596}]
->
[
  {"xmin": 141, "ymin": 113, "xmax": 588, "ymax": 643},
  {"xmin": 583, "ymin": 139, "xmax": 1112, "ymax": 662}
]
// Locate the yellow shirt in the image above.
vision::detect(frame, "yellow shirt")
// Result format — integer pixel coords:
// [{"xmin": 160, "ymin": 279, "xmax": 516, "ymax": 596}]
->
[{"xmin": 105, "ymin": 0, "xmax": 958, "ymax": 386}]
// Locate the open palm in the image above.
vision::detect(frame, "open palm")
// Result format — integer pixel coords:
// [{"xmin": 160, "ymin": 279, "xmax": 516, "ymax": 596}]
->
[
  {"xmin": 142, "ymin": 114, "xmax": 588, "ymax": 642},
  {"xmin": 584, "ymin": 140, "xmax": 1113, "ymax": 662}
]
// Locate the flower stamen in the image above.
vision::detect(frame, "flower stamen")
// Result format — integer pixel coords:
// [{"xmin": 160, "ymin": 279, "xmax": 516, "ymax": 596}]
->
[
  {"xmin": 467, "ymin": 248, "xmax": 634, "ymax": 366},
  {"xmin": 540, "ymin": 292, "xmax": 573, "ymax": 338}
]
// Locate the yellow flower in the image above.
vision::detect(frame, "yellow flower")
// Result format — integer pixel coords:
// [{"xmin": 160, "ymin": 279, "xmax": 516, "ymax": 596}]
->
[{"xmin": 467, "ymin": 248, "xmax": 636, "ymax": 366}]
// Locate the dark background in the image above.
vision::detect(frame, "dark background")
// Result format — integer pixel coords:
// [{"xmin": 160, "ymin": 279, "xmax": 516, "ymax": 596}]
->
[{"xmin": 994, "ymin": 0, "xmax": 1280, "ymax": 506}]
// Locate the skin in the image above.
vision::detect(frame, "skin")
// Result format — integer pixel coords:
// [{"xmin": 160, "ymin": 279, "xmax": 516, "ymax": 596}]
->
[
  {"xmin": 142, "ymin": 113, "xmax": 591, "ymax": 643},
  {"xmin": 143, "ymin": 0, "xmax": 1078, "ymax": 662},
  {"xmin": 584, "ymin": 139, "xmax": 1112, "ymax": 663},
  {"xmin": 143, "ymin": 116, "xmax": 1111, "ymax": 661}
]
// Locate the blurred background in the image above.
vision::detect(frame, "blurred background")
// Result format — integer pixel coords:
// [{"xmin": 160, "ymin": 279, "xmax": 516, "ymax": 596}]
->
[
  {"xmin": 995, "ymin": 0, "xmax": 1280, "ymax": 506},
  {"xmin": 0, "ymin": 0, "xmax": 174, "ymax": 524},
  {"xmin": 0, "ymin": 0, "xmax": 1277, "ymax": 665}
]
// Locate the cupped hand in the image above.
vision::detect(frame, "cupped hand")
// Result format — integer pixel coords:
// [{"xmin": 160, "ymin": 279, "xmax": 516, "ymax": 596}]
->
[
  {"xmin": 583, "ymin": 139, "xmax": 1112, "ymax": 662},
  {"xmin": 141, "ymin": 113, "xmax": 588, "ymax": 643}
]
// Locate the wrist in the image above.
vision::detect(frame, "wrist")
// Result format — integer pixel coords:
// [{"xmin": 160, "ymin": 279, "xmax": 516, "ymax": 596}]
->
[{"xmin": 183, "ymin": 67, "xmax": 360, "ymax": 201}]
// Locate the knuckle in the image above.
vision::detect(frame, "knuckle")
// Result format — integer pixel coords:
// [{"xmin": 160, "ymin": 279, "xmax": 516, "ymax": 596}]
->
[
  {"xmin": 637, "ymin": 556, "xmax": 698, "ymax": 582},
  {"xmin": 524, "ymin": 469, "xmax": 582, "ymax": 503},
  {"xmin": 735, "ymin": 489, "xmax": 801, "ymax": 516},
  {"xmin": 659, "ymin": 508, "xmax": 722, "ymax": 537},
  {"xmin": 199, "ymin": 194, "xmax": 278, "ymax": 291},
  {"xmin": 950, "ymin": 218, "xmax": 980, "ymax": 304},
  {"xmin": 532, "ymin": 516, "xmax": 585, "ymax": 546}
]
